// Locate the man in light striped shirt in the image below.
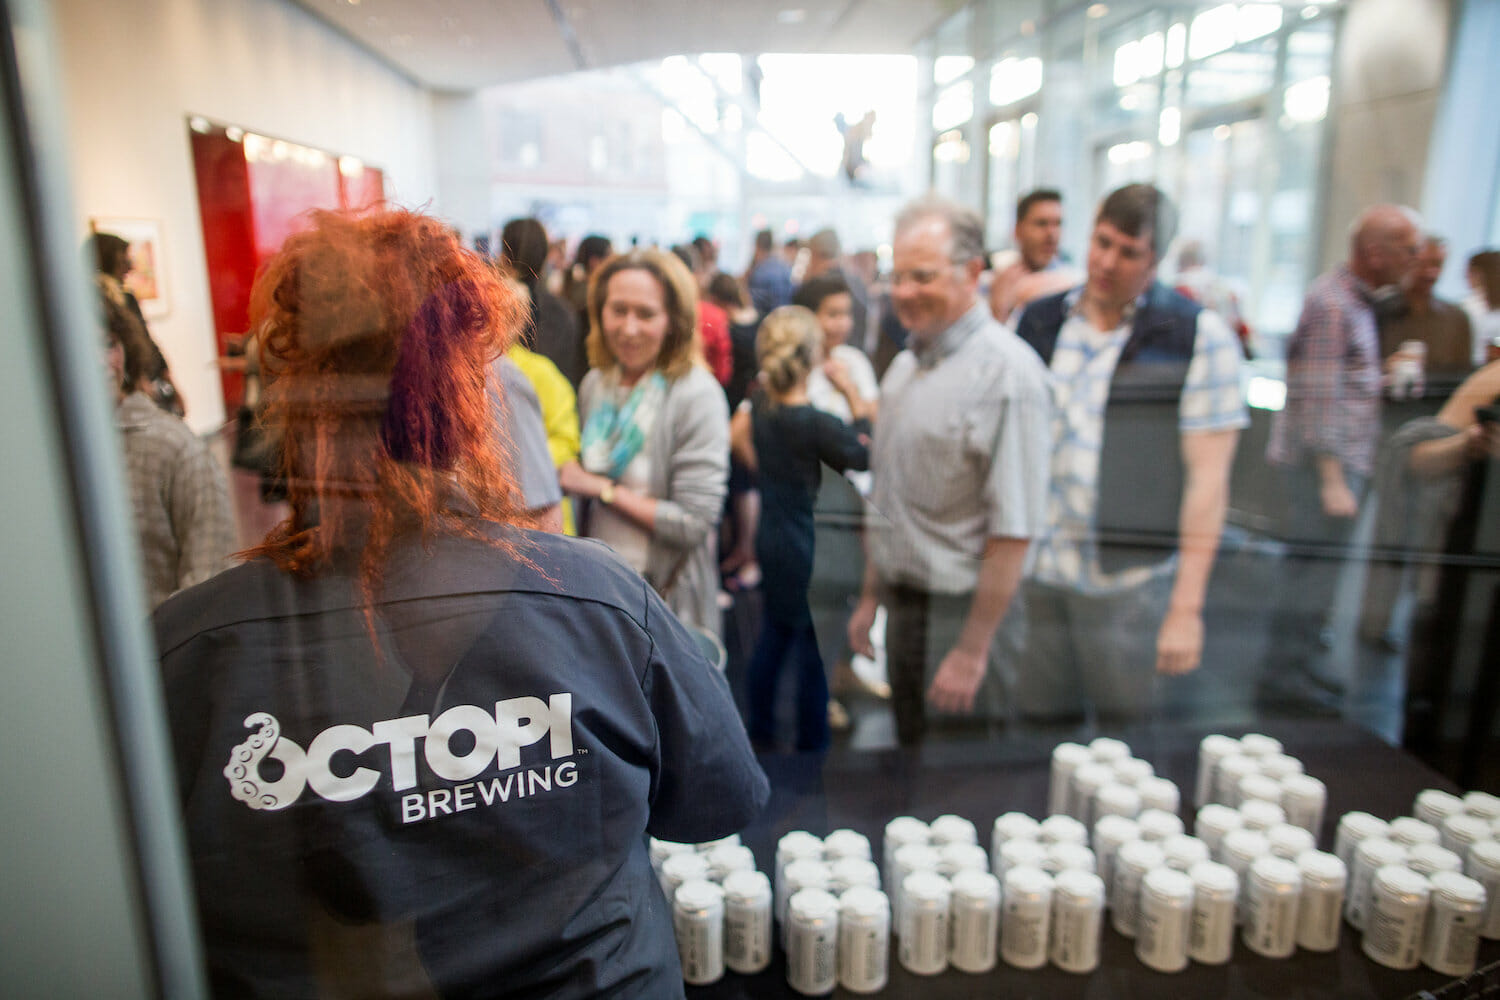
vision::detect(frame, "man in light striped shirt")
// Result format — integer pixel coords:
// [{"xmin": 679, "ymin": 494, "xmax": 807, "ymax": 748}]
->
[
  {"xmin": 1014, "ymin": 184, "xmax": 1247, "ymax": 721},
  {"xmin": 848, "ymin": 197, "xmax": 1053, "ymax": 745}
]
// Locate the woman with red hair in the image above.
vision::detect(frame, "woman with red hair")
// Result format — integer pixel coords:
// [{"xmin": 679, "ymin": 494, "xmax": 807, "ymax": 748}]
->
[{"xmin": 153, "ymin": 208, "xmax": 766, "ymax": 998}]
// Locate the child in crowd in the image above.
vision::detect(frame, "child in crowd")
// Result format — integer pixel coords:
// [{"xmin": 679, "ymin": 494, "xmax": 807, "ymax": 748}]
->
[{"xmin": 733, "ymin": 305, "xmax": 872, "ymax": 751}]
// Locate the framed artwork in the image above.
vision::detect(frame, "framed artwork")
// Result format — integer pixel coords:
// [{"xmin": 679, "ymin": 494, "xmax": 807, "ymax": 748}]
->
[{"xmin": 91, "ymin": 216, "xmax": 168, "ymax": 318}]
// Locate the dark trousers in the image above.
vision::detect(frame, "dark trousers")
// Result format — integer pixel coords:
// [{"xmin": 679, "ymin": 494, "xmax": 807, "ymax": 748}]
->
[
  {"xmin": 746, "ymin": 618, "xmax": 829, "ymax": 752},
  {"xmin": 885, "ymin": 584, "xmax": 1009, "ymax": 747},
  {"xmin": 1263, "ymin": 462, "xmax": 1368, "ymax": 683}
]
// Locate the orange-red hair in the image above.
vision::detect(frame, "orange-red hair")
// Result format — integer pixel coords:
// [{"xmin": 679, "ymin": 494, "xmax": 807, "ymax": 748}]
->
[{"xmin": 245, "ymin": 207, "xmax": 528, "ymax": 603}]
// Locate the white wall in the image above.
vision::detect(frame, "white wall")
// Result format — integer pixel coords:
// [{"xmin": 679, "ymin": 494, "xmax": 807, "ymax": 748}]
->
[{"xmin": 52, "ymin": 0, "xmax": 439, "ymax": 433}]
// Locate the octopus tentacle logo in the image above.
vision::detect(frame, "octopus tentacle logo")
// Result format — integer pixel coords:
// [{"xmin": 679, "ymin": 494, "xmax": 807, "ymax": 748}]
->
[{"xmin": 222, "ymin": 712, "xmax": 308, "ymax": 810}]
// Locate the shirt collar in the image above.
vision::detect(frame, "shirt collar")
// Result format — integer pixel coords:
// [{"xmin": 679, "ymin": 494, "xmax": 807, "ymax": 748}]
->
[
  {"xmin": 1062, "ymin": 283, "xmax": 1148, "ymax": 332},
  {"xmin": 912, "ymin": 299, "xmax": 989, "ymax": 369},
  {"xmin": 1336, "ymin": 263, "xmax": 1379, "ymax": 305},
  {"xmin": 115, "ymin": 391, "xmax": 158, "ymax": 429}
]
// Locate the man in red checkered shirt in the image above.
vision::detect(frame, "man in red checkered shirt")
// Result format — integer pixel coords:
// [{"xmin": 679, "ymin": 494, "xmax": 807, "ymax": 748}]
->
[{"xmin": 1262, "ymin": 204, "xmax": 1420, "ymax": 706}]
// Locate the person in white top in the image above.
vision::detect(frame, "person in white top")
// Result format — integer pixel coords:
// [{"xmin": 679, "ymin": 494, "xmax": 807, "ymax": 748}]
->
[{"xmin": 794, "ymin": 273, "xmax": 879, "ymax": 425}]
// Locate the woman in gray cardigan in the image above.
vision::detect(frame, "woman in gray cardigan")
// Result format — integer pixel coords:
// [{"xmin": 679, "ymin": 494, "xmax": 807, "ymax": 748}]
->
[{"xmin": 561, "ymin": 248, "xmax": 730, "ymax": 636}]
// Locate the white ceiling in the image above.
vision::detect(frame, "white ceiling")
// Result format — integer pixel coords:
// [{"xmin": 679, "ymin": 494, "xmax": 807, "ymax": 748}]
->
[{"xmin": 287, "ymin": 0, "xmax": 963, "ymax": 92}]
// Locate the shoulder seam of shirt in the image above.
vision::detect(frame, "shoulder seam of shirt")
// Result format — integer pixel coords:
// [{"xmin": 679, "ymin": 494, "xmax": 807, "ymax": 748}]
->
[{"xmin": 155, "ymin": 577, "xmax": 655, "ymax": 659}]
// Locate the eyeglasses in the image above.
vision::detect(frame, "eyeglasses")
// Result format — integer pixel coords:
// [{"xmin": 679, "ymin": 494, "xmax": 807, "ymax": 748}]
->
[{"xmin": 891, "ymin": 261, "xmax": 967, "ymax": 287}]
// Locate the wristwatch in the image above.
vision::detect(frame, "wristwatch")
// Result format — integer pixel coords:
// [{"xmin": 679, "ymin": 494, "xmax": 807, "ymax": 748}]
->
[{"xmin": 599, "ymin": 481, "xmax": 617, "ymax": 505}]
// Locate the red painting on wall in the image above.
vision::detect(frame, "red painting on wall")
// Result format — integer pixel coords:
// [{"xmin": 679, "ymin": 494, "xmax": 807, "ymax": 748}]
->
[{"xmin": 188, "ymin": 120, "xmax": 386, "ymax": 410}]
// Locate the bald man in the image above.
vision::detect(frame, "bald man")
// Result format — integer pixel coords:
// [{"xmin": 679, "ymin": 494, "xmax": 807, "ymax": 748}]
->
[{"xmin": 1262, "ymin": 204, "xmax": 1420, "ymax": 706}]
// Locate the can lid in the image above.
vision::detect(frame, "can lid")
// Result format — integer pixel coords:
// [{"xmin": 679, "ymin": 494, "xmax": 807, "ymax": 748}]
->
[
  {"xmin": 1258, "ymin": 753, "xmax": 1305, "ymax": 780},
  {"xmin": 1280, "ymin": 773, "xmax": 1327, "ymax": 799},
  {"xmin": 1189, "ymin": 860, "xmax": 1240, "ymax": 893},
  {"xmin": 1468, "ymin": 839, "xmax": 1500, "ymax": 869},
  {"xmin": 1040, "ymin": 814, "xmax": 1089, "ymax": 845},
  {"xmin": 1295, "ymin": 850, "xmax": 1347, "ymax": 884},
  {"xmin": 778, "ymin": 830, "xmax": 824, "ymax": 855},
  {"xmin": 951, "ymin": 868, "xmax": 1002, "ymax": 902},
  {"xmin": 1089, "ymin": 737, "xmax": 1131, "ymax": 762},
  {"xmin": 1406, "ymin": 843, "xmax": 1463, "ymax": 876},
  {"xmin": 823, "ymin": 829, "xmax": 872, "ymax": 859},
  {"xmin": 1239, "ymin": 774, "xmax": 1283, "ymax": 804},
  {"xmin": 1267, "ymin": 824, "xmax": 1317, "ymax": 859},
  {"xmin": 1074, "ymin": 762, "xmax": 1116, "ymax": 788},
  {"xmin": 884, "ymin": 816, "xmax": 930, "ymax": 844},
  {"xmin": 839, "ymin": 885, "xmax": 890, "ymax": 919},
  {"xmin": 1139, "ymin": 809, "xmax": 1185, "ymax": 840},
  {"xmin": 1249, "ymin": 855, "xmax": 1301, "ymax": 889},
  {"xmin": 1356, "ymin": 837, "xmax": 1408, "ymax": 867},
  {"xmin": 663, "ymin": 852, "xmax": 710, "ymax": 879},
  {"xmin": 1113, "ymin": 758, "xmax": 1155, "ymax": 786},
  {"xmin": 1338, "ymin": 811, "xmax": 1388, "ymax": 836},
  {"xmin": 1414, "ymin": 788, "xmax": 1464, "ymax": 818},
  {"xmin": 894, "ymin": 843, "xmax": 940, "ymax": 871},
  {"xmin": 784, "ymin": 858, "xmax": 831, "ymax": 887},
  {"xmin": 1240, "ymin": 799, "xmax": 1287, "ymax": 829},
  {"xmin": 832, "ymin": 857, "xmax": 881, "ymax": 884},
  {"xmin": 789, "ymin": 887, "xmax": 840, "ymax": 920},
  {"xmin": 1143, "ymin": 866, "xmax": 1195, "ymax": 902},
  {"xmin": 721, "ymin": 869, "xmax": 771, "ymax": 900},
  {"xmin": 902, "ymin": 869, "xmax": 953, "ymax": 903},
  {"xmin": 1196, "ymin": 803, "xmax": 1243, "ymax": 832},
  {"xmin": 930, "ymin": 814, "xmax": 978, "ymax": 845},
  {"xmin": 1218, "ymin": 754, "xmax": 1260, "ymax": 778},
  {"xmin": 1221, "ymin": 828, "xmax": 1270, "ymax": 860},
  {"xmin": 939, "ymin": 842, "xmax": 990, "ymax": 872},
  {"xmin": 651, "ymin": 838, "xmax": 695, "ymax": 861},
  {"xmin": 1003, "ymin": 864, "xmax": 1055, "ymax": 896},
  {"xmin": 1372, "ymin": 864, "xmax": 1430, "ymax": 899},
  {"xmin": 1389, "ymin": 817, "xmax": 1441, "ymax": 847},
  {"xmin": 1163, "ymin": 834, "xmax": 1210, "ymax": 869},
  {"xmin": 1463, "ymin": 791, "xmax": 1500, "ymax": 820},
  {"xmin": 1095, "ymin": 814, "xmax": 1142, "ymax": 843},
  {"xmin": 1200, "ymin": 734, "xmax": 1241, "ymax": 755},
  {"xmin": 1118, "ymin": 839, "xmax": 1167, "ymax": 869},
  {"xmin": 1001, "ymin": 838, "xmax": 1049, "ymax": 866},
  {"xmin": 993, "ymin": 812, "xmax": 1042, "ymax": 839},
  {"xmin": 1047, "ymin": 842, "xmax": 1097, "ymax": 874},
  {"xmin": 1053, "ymin": 741, "xmax": 1093, "ymax": 764},
  {"xmin": 1444, "ymin": 814, "xmax": 1492, "ymax": 843},
  {"xmin": 1097, "ymin": 784, "xmax": 1144, "ymax": 813},
  {"xmin": 1238, "ymin": 734, "xmax": 1284, "ymax": 757},
  {"xmin": 1430, "ymin": 871, "xmax": 1487, "ymax": 905},
  {"xmin": 696, "ymin": 833, "xmax": 741, "ymax": 852},
  {"xmin": 1053, "ymin": 868, "xmax": 1106, "ymax": 902},
  {"xmin": 675, "ymin": 879, "xmax": 726, "ymax": 910},
  {"xmin": 1139, "ymin": 777, "xmax": 1181, "ymax": 809}
]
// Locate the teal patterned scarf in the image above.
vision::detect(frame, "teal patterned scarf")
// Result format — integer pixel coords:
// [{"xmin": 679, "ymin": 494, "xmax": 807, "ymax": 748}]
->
[{"xmin": 580, "ymin": 371, "xmax": 668, "ymax": 481}]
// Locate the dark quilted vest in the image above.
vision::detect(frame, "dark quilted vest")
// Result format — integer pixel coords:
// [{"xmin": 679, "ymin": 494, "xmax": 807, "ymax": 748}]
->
[{"xmin": 1016, "ymin": 282, "xmax": 1201, "ymax": 573}]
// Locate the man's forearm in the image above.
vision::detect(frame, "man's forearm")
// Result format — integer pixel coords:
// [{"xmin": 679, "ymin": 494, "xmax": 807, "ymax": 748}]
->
[
  {"xmin": 954, "ymin": 537, "xmax": 1029, "ymax": 656},
  {"xmin": 1315, "ymin": 453, "xmax": 1347, "ymax": 493},
  {"xmin": 1171, "ymin": 430, "xmax": 1238, "ymax": 614}
]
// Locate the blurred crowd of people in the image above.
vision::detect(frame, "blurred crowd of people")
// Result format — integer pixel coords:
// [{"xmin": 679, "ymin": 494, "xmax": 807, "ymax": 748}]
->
[
  {"xmin": 99, "ymin": 181, "xmax": 1500, "ymax": 769},
  {"xmin": 88, "ymin": 176, "xmax": 1500, "ymax": 993}
]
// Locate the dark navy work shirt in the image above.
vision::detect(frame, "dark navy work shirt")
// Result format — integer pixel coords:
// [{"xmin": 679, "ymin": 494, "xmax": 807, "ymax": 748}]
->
[{"xmin": 155, "ymin": 524, "xmax": 769, "ymax": 998}]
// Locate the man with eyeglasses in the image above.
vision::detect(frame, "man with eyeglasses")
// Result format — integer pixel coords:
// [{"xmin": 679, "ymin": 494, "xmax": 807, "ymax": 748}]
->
[
  {"xmin": 848, "ymin": 197, "xmax": 1053, "ymax": 745},
  {"xmin": 1261, "ymin": 203, "xmax": 1421, "ymax": 707},
  {"xmin": 1013, "ymin": 183, "xmax": 1246, "ymax": 723}
]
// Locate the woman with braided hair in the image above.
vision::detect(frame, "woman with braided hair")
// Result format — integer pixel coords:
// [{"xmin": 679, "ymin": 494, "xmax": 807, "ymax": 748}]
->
[{"xmin": 733, "ymin": 305, "xmax": 872, "ymax": 751}]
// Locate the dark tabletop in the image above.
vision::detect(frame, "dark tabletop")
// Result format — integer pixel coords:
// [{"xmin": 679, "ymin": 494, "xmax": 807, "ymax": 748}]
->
[{"xmin": 689, "ymin": 719, "xmax": 1500, "ymax": 999}]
